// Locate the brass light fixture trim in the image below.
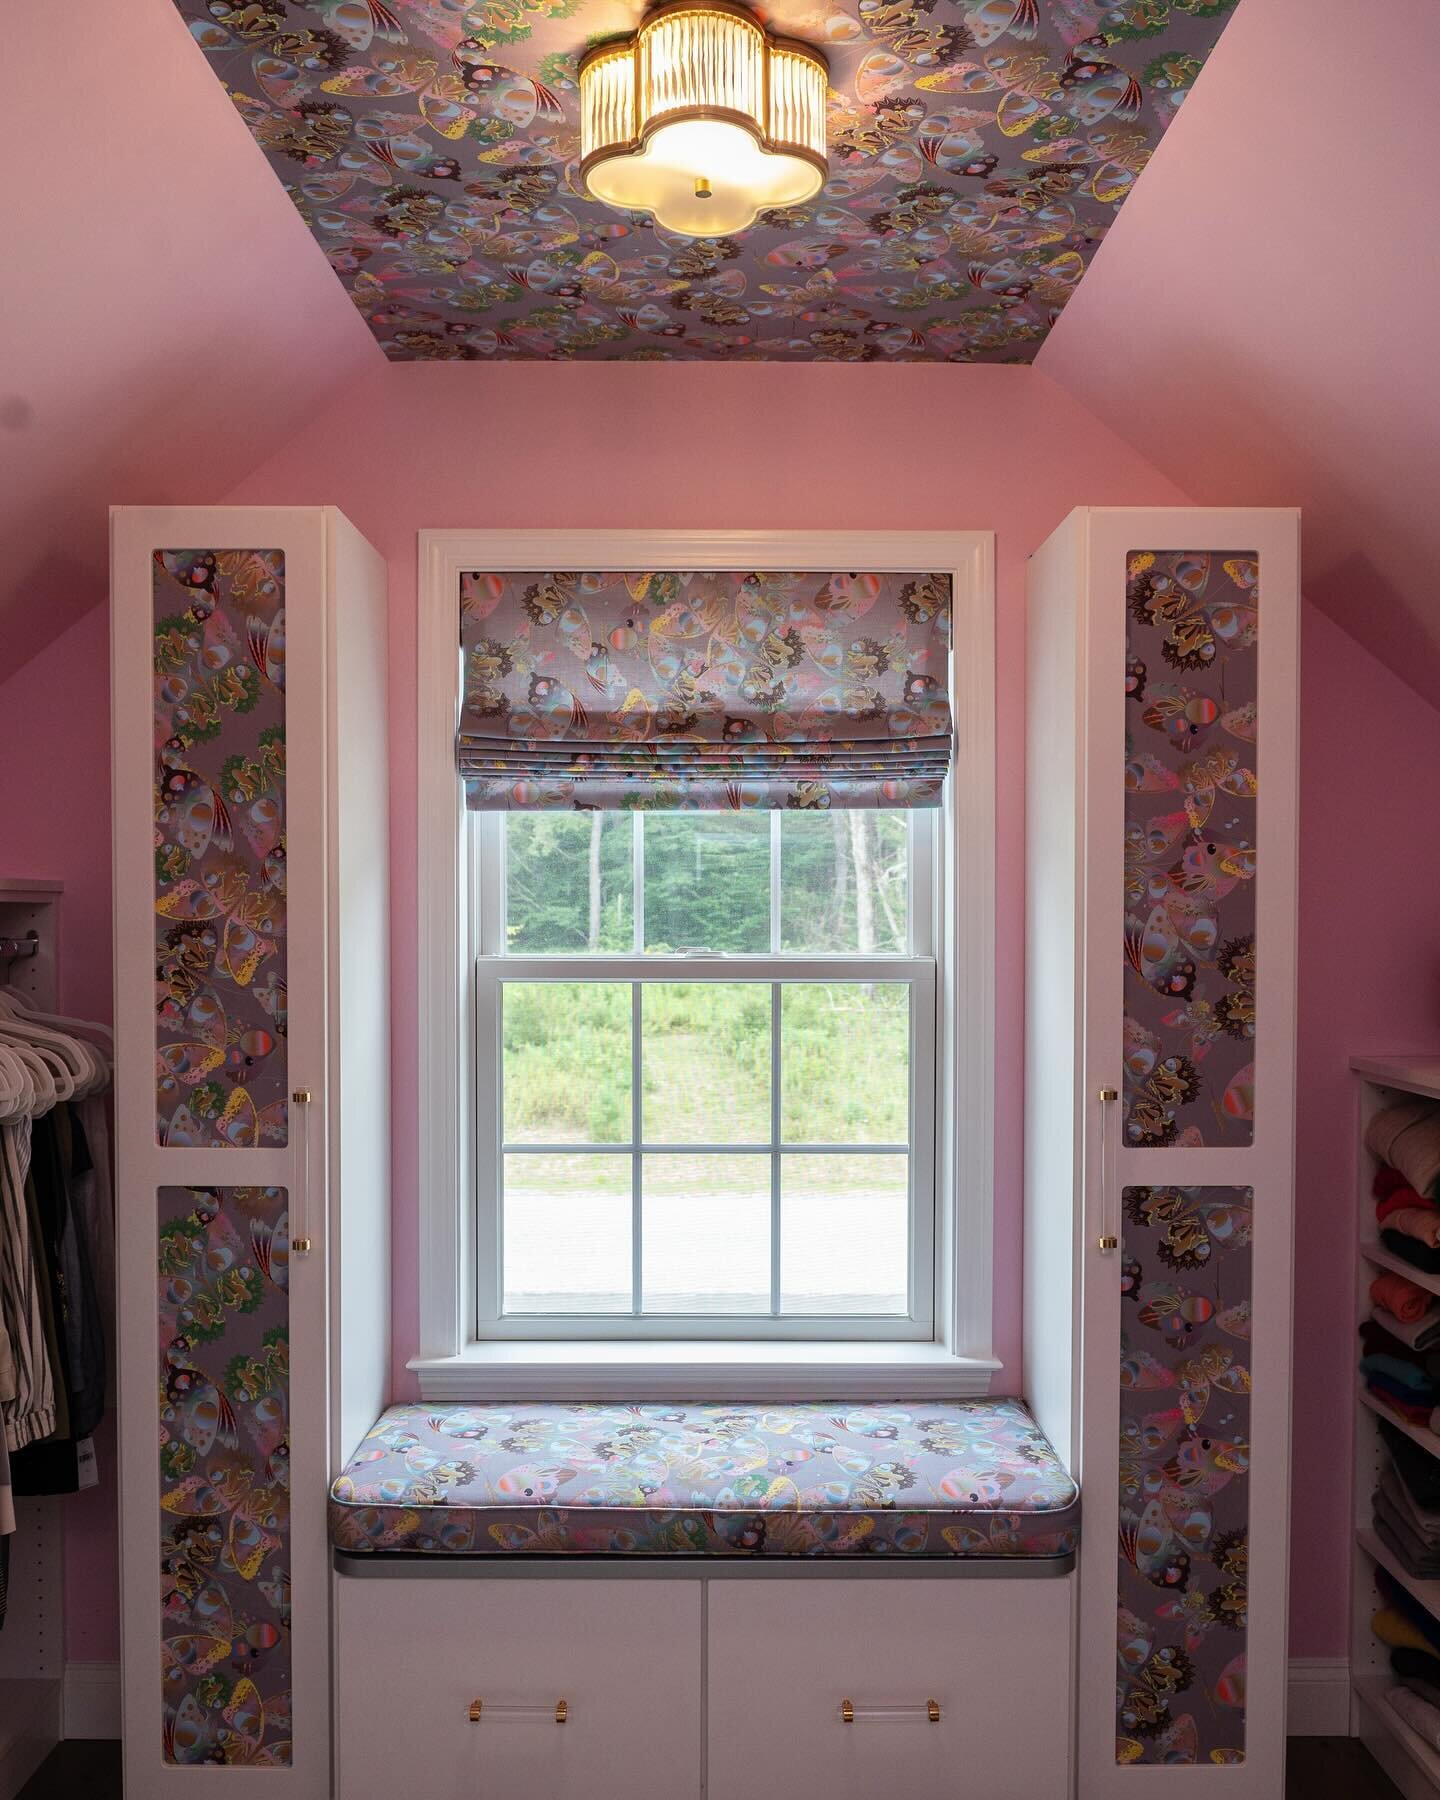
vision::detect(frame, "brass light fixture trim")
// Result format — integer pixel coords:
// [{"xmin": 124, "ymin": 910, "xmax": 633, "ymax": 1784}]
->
[{"xmin": 578, "ymin": 0, "xmax": 829, "ymax": 237}]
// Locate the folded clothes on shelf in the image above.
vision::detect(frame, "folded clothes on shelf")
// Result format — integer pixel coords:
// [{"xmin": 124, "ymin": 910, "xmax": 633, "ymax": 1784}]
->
[
  {"xmin": 1372, "ymin": 1302, "xmax": 1440, "ymax": 1354},
  {"xmin": 1387, "ymin": 1208, "xmax": 1440, "ymax": 1250},
  {"xmin": 1380, "ymin": 1464, "xmax": 1440, "ymax": 1547},
  {"xmin": 1377, "ymin": 1564, "xmax": 1440, "ymax": 1643},
  {"xmin": 1380, "ymin": 1418, "xmax": 1440, "ymax": 1506},
  {"xmin": 1375, "ymin": 1500, "xmax": 1440, "ymax": 1581},
  {"xmin": 1381, "ymin": 1228, "xmax": 1440, "ymax": 1275},
  {"xmin": 1372, "ymin": 1269, "xmax": 1438, "ymax": 1329},
  {"xmin": 1392, "ymin": 1645, "xmax": 1440, "ymax": 1700},
  {"xmin": 1377, "ymin": 1165, "xmax": 1438, "ymax": 1214},
  {"xmin": 1366, "ymin": 1381, "xmax": 1434, "ymax": 1428},
  {"xmin": 1374, "ymin": 1606, "xmax": 1439, "ymax": 1654},
  {"xmin": 1369, "ymin": 1102, "xmax": 1440, "ymax": 1202},
  {"xmin": 1387, "ymin": 1683, "xmax": 1440, "ymax": 1752},
  {"xmin": 1362, "ymin": 1317, "xmax": 1440, "ymax": 1376},
  {"xmin": 1361, "ymin": 1353, "xmax": 1440, "ymax": 1398}
]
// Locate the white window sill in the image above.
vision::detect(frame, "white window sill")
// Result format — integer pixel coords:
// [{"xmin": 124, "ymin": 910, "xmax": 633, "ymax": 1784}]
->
[{"xmin": 409, "ymin": 1341, "xmax": 1003, "ymax": 1403}]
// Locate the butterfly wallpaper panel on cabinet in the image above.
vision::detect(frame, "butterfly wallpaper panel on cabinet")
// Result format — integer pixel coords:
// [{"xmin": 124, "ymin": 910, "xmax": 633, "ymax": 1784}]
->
[
  {"xmin": 171, "ymin": 0, "xmax": 1241, "ymax": 361},
  {"xmin": 159, "ymin": 1185, "xmax": 293, "ymax": 1766},
  {"xmin": 154, "ymin": 548, "xmax": 289, "ymax": 1149},
  {"xmin": 1123, "ymin": 549, "xmax": 1258, "ymax": 1150}
]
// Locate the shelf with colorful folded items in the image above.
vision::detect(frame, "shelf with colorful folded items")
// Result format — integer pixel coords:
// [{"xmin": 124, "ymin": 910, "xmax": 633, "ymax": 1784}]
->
[
  {"xmin": 1369, "ymin": 1159, "xmax": 1440, "ymax": 1277},
  {"xmin": 1370, "ymin": 1421, "xmax": 1440, "ymax": 1582},
  {"xmin": 1360, "ymin": 1388, "xmax": 1440, "ymax": 1463},
  {"xmin": 1361, "ymin": 1315, "xmax": 1440, "ymax": 1416},
  {"xmin": 1360, "ymin": 1530, "xmax": 1440, "ymax": 1622},
  {"xmin": 1368, "ymin": 1098, "xmax": 1440, "ymax": 1209},
  {"xmin": 1356, "ymin": 1675, "xmax": 1440, "ymax": 1778},
  {"xmin": 1369, "ymin": 1575, "xmax": 1440, "ymax": 1760},
  {"xmin": 1364, "ymin": 1243, "xmax": 1440, "ymax": 1304}
]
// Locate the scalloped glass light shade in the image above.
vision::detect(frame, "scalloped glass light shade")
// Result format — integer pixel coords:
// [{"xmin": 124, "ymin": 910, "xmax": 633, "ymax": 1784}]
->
[{"xmin": 579, "ymin": 5, "xmax": 828, "ymax": 238}]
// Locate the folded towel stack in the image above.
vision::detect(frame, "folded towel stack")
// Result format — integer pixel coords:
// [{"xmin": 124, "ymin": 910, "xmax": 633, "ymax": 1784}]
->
[
  {"xmin": 1369, "ymin": 1132, "xmax": 1440, "ymax": 1273},
  {"xmin": 1372, "ymin": 1602, "xmax": 1440, "ymax": 1735},
  {"xmin": 1387, "ymin": 1683, "xmax": 1440, "ymax": 1752},
  {"xmin": 1374, "ymin": 1443, "xmax": 1440, "ymax": 1579},
  {"xmin": 1369, "ymin": 1101, "xmax": 1440, "ymax": 1203}
]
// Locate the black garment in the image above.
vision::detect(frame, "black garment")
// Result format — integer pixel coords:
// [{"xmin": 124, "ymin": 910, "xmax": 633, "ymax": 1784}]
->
[
  {"xmin": 1380, "ymin": 1416, "xmax": 1440, "ymax": 1506},
  {"xmin": 10, "ymin": 1108, "xmax": 106, "ymax": 1496},
  {"xmin": 1381, "ymin": 1227, "xmax": 1440, "ymax": 1274}
]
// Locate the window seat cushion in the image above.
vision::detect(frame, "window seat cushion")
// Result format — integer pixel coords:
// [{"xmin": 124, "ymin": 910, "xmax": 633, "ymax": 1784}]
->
[{"xmin": 328, "ymin": 1397, "xmax": 1079, "ymax": 1561}]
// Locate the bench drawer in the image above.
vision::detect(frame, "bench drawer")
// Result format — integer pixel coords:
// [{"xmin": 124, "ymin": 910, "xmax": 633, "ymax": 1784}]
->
[
  {"xmin": 335, "ymin": 1576, "xmax": 702, "ymax": 1800},
  {"xmin": 706, "ymin": 1577, "xmax": 1073, "ymax": 1800}
]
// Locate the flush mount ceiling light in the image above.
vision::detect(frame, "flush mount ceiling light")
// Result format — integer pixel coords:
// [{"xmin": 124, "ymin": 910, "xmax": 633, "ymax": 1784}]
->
[{"xmin": 579, "ymin": 2, "xmax": 829, "ymax": 238}]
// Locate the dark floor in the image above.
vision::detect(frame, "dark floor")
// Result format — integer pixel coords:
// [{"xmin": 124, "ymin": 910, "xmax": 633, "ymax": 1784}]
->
[{"xmin": 15, "ymin": 1736, "xmax": 1407, "ymax": 1798}]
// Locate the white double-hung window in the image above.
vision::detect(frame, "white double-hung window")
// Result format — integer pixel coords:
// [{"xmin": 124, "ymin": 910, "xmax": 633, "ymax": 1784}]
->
[
  {"xmin": 415, "ymin": 531, "xmax": 995, "ymax": 1397},
  {"xmin": 472, "ymin": 809, "xmax": 936, "ymax": 1337}
]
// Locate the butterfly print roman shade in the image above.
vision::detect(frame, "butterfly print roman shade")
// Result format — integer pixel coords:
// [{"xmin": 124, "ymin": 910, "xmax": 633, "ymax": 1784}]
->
[{"xmin": 458, "ymin": 569, "xmax": 954, "ymax": 809}]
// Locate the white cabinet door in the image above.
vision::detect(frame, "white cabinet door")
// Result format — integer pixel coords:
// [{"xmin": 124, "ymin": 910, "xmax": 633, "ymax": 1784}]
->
[
  {"xmin": 707, "ymin": 1578, "xmax": 1073, "ymax": 1800},
  {"xmin": 335, "ymin": 1577, "xmax": 702, "ymax": 1800}
]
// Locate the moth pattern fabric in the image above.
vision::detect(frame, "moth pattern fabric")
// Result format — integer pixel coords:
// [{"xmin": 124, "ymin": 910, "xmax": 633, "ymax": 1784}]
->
[
  {"xmin": 1123, "ymin": 548, "xmax": 1258, "ymax": 1148},
  {"xmin": 159, "ymin": 1185, "xmax": 293, "ymax": 1765},
  {"xmin": 173, "ymin": 0, "xmax": 1239, "ymax": 361},
  {"xmin": 459, "ymin": 566, "xmax": 952, "ymax": 807},
  {"xmin": 1116, "ymin": 1183, "xmax": 1252, "ymax": 1766},
  {"xmin": 154, "ymin": 549, "xmax": 289, "ymax": 1148}
]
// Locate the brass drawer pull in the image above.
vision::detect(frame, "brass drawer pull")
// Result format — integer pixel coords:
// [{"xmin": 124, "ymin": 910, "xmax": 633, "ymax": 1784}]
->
[
  {"xmin": 467, "ymin": 1698, "xmax": 568, "ymax": 1724},
  {"xmin": 840, "ymin": 1699, "xmax": 941, "ymax": 1723}
]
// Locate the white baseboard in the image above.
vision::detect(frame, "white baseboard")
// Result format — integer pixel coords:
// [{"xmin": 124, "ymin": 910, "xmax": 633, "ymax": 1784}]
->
[
  {"xmin": 1288, "ymin": 1658, "xmax": 1352, "ymax": 1735},
  {"xmin": 62, "ymin": 1662, "xmax": 121, "ymax": 1740}
]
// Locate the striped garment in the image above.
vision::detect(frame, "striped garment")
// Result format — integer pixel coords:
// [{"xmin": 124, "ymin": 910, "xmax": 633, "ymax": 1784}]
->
[{"xmin": 0, "ymin": 1120, "xmax": 55, "ymax": 1452}]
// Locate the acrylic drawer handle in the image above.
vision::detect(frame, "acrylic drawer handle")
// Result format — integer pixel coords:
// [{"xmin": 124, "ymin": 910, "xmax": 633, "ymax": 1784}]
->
[
  {"xmin": 468, "ymin": 1699, "xmax": 569, "ymax": 1724},
  {"xmin": 840, "ymin": 1699, "xmax": 941, "ymax": 1724},
  {"xmin": 1097, "ymin": 1084, "xmax": 1119, "ymax": 1254},
  {"xmin": 291, "ymin": 1088, "xmax": 314, "ymax": 1255}
]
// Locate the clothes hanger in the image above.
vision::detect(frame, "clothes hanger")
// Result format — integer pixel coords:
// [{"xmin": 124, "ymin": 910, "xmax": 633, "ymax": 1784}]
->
[
  {"xmin": 0, "ymin": 992, "xmax": 99, "ymax": 1096},
  {"xmin": 0, "ymin": 985, "xmax": 114, "ymax": 1051},
  {"xmin": 0, "ymin": 1011, "xmax": 75, "ymax": 1112}
]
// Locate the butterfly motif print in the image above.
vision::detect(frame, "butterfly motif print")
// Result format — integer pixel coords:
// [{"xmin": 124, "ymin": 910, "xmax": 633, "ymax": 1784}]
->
[
  {"xmin": 1124, "ymin": 548, "xmax": 1259, "ymax": 1147},
  {"xmin": 1123, "ymin": 1186, "xmax": 1253, "ymax": 1273},
  {"xmin": 173, "ymin": 0, "xmax": 1240, "ymax": 362},
  {"xmin": 159, "ymin": 1187, "xmax": 292, "ymax": 1765},
  {"xmin": 154, "ymin": 550, "xmax": 288, "ymax": 1147},
  {"xmin": 1117, "ymin": 1185, "xmax": 1253, "ymax": 1765}
]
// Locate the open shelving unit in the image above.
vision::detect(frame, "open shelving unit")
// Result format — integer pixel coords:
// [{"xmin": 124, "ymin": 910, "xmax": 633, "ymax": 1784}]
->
[{"xmin": 1353, "ymin": 1056, "xmax": 1440, "ymax": 1800}]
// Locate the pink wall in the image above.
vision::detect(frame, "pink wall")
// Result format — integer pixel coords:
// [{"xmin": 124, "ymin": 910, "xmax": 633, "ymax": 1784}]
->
[
  {"xmin": 1038, "ymin": 0, "xmax": 1440, "ymax": 710},
  {"xmin": 225, "ymin": 360, "xmax": 1191, "ymax": 1400},
  {"xmin": 0, "ymin": 0, "xmax": 376, "ymax": 681},
  {"xmin": 1290, "ymin": 605, "xmax": 1440, "ymax": 1654},
  {"xmin": 0, "ymin": 605, "xmax": 120, "ymax": 1662},
  {"xmin": 12, "ymin": 361, "xmax": 1440, "ymax": 1668}
]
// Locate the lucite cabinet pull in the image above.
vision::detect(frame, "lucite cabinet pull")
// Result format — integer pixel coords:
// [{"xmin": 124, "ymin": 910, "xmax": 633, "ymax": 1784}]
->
[
  {"xmin": 291, "ymin": 1088, "xmax": 314, "ymax": 1254},
  {"xmin": 1096, "ymin": 1085, "xmax": 1119, "ymax": 1254},
  {"xmin": 467, "ymin": 1699, "xmax": 569, "ymax": 1724},
  {"xmin": 840, "ymin": 1699, "xmax": 941, "ymax": 1724}
]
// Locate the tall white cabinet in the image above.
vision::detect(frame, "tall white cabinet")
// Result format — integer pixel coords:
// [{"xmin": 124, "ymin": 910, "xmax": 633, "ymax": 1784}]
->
[
  {"xmin": 1026, "ymin": 509, "xmax": 1299, "ymax": 1795},
  {"xmin": 111, "ymin": 507, "xmax": 389, "ymax": 1795}
]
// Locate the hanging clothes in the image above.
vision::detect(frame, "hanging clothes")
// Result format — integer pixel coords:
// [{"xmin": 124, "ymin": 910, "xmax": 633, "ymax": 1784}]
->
[
  {"xmin": 0, "ymin": 983, "xmax": 113, "ymax": 1626},
  {"xmin": 0, "ymin": 1119, "xmax": 55, "ymax": 1452}
]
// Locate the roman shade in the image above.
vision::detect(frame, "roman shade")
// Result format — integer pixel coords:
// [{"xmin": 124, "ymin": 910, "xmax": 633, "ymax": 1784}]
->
[{"xmin": 457, "ymin": 568, "xmax": 954, "ymax": 810}]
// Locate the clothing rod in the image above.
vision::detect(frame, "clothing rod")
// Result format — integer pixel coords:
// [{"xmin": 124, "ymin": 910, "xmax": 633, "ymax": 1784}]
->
[{"xmin": 0, "ymin": 935, "xmax": 39, "ymax": 960}]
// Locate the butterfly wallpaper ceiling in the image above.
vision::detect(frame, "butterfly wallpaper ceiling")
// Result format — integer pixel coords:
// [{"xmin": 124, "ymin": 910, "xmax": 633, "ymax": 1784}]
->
[{"xmin": 179, "ymin": 0, "xmax": 1240, "ymax": 361}]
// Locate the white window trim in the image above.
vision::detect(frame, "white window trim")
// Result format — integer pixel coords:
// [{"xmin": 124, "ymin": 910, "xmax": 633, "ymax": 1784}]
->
[{"xmin": 412, "ymin": 529, "xmax": 997, "ymax": 1400}]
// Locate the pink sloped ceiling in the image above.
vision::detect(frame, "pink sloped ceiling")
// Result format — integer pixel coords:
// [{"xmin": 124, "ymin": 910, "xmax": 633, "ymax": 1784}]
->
[
  {"xmin": 1038, "ymin": 0, "xmax": 1440, "ymax": 709},
  {"xmin": 0, "ymin": 0, "xmax": 377, "ymax": 680}
]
